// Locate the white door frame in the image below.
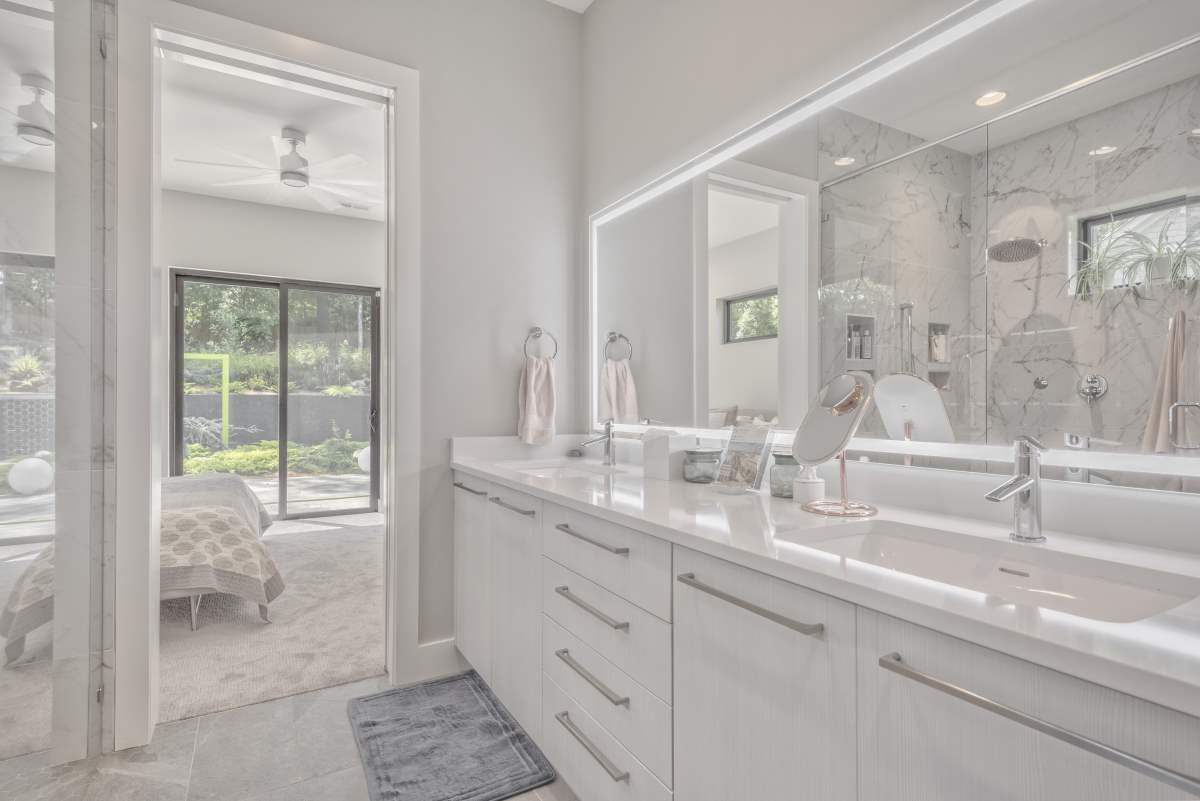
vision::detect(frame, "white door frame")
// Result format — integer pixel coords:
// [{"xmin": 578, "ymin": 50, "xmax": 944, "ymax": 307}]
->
[
  {"xmin": 692, "ymin": 159, "xmax": 820, "ymax": 428},
  {"xmin": 114, "ymin": 0, "xmax": 448, "ymax": 751}
]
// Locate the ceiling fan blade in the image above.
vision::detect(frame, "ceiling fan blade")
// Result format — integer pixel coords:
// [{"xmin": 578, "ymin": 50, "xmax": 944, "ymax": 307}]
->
[
  {"xmin": 174, "ymin": 158, "xmax": 265, "ymax": 171},
  {"xmin": 307, "ymin": 186, "xmax": 346, "ymax": 212},
  {"xmin": 307, "ymin": 153, "xmax": 366, "ymax": 175},
  {"xmin": 213, "ymin": 148, "xmax": 274, "ymax": 170},
  {"xmin": 308, "ymin": 181, "xmax": 380, "ymax": 205},
  {"xmin": 319, "ymin": 178, "xmax": 380, "ymax": 188},
  {"xmin": 212, "ymin": 173, "xmax": 278, "ymax": 187}
]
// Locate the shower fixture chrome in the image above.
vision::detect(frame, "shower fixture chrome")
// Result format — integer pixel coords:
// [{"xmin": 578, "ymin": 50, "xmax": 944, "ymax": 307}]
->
[
  {"xmin": 1033, "ymin": 376, "xmax": 1049, "ymax": 390},
  {"xmin": 987, "ymin": 237, "xmax": 1046, "ymax": 263},
  {"xmin": 1078, "ymin": 374, "xmax": 1108, "ymax": 403}
]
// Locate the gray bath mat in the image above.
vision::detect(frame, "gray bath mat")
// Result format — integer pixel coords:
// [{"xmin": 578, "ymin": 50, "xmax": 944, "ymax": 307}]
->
[{"xmin": 348, "ymin": 670, "xmax": 555, "ymax": 801}]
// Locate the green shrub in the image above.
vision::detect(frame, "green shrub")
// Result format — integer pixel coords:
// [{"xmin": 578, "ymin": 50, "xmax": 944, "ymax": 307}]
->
[
  {"xmin": 183, "ymin": 436, "xmax": 367, "ymax": 477},
  {"xmin": 322, "ymin": 384, "xmax": 361, "ymax": 397}
]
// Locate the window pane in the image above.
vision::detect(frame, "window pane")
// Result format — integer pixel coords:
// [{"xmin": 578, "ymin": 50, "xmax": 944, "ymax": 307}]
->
[
  {"xmin": 727, "ymin": 292, "xmax": 779, "ymax": 341},
  {"xmin": 1083, "ymin": 200, "xmax": 1192, "ymax": 290}
]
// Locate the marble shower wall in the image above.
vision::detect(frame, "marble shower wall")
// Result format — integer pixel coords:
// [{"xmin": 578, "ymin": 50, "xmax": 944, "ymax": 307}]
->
[
  {"xmin": 818, "ymin": 109, "xmax": 979, "ymax": 439},
  {"xmin": 978, "ymin": 74, "xmax": 1200, "ymax": 453}
]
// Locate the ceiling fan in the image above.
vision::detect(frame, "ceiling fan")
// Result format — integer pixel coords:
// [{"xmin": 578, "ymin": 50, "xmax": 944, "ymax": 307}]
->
[
  {"xmin": 175, "ymin": 126, "xmax": 381, "ymax": 211},
  {"xmin": 0, "ymin": 73, "xmax": 55, "ymax": 163}
]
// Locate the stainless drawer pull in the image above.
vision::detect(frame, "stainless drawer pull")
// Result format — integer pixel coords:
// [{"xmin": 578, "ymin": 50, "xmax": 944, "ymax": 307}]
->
[
  {"xmin": 453, "ymin": 481, "xmax": 487, "ymax": 496},
  {"xmin": 677, "ymin": 573, "xmax": 824, "ymax": 637},
  {"xmin": 556, "ymin": 649, "xmax": 630, "ymax": 707},
  {"xmin": 555, "ymin": 523, "xmax": 629, "ymax": 555},
  {"xmin": 488, "ymin": 496, "xmax": 536, "ymax": 517},
  {"xmin": 555, "ymin": 586, "xmax": 629, "ymax": 630},
  {"xmin": 879, "ymin": 652, "xmax": 1200, "ymax": 797},
  {"xmin": 555, "ymin": 711, "xmax": 629, "ymax": 782}
]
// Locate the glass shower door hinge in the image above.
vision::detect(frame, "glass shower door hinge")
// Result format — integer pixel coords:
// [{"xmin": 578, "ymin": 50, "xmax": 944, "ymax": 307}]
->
[{"xmin": 96, "ymin": 685, "xmax": 104, "ymax": 704}]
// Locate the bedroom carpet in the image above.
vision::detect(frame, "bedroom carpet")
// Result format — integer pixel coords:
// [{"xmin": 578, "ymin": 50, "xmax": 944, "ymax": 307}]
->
[{"xmin": 158, "ymin": 513, "xmax": 385, "ymax": 722}]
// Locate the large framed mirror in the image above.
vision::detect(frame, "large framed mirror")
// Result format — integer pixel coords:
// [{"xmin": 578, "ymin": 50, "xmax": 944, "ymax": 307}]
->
[{"xmin": 589, "ymin": 0, "xmax": 1200, "ymax": 495}]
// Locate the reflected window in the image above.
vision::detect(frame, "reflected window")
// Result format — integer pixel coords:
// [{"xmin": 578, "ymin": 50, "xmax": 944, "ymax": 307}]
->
[
  {"xmin": 1077, "ymin": 196, "xmax": 1195, "ymax": 292},
  {"xmin": 724, "ymin": 289, "xmax": 779, "ymax": 343}
]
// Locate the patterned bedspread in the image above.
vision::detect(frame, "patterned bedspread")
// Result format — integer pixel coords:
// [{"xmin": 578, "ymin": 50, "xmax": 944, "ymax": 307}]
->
[{"xmin": 1, "ymin": 475, "xmax": 282, "ymax": 665}]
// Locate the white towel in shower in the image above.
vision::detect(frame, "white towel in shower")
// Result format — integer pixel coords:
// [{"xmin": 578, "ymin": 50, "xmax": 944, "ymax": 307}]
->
[
  {"xmin": 600, "ymin": 357, "xmax": 640, "ymax": 424},
  {"xmin": 518, "ymin": 356, "xmax": 556, "ymax": 446},
  {"xmin": 1142, "ymin": 311, "xmax": 1186, "ymax": 453}
]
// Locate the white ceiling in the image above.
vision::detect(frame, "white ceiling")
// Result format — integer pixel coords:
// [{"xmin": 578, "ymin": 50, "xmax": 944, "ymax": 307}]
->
[
  {"xmin": 836, "ymin": 0, "xmax": 1200, "ymax": 155},
  {"xmin": 544, "ymin": 0, "xmax": 594, "ymax": 13},
  {"xmin": 159, "ymin": 57, "xmax": 387, "ymax": 221},
  {"xmin": 708, "ymin": 188, "xmax": 779, "ymax": 249}
]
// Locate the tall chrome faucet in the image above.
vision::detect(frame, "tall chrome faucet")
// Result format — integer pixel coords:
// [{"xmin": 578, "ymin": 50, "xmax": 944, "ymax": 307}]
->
[
  {"xmin": 984, "ymin": 435, "xmax": 1046, "ymax": 543},
  {"xmin": 581, "ymin": 419, "xmax": 616, "ymax": 466}
]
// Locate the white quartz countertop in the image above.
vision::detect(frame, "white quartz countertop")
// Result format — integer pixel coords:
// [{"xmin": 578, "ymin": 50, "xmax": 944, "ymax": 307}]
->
[{"xmin": 451, "ymin": 449, "xmax": 1200, "ymax": 719}]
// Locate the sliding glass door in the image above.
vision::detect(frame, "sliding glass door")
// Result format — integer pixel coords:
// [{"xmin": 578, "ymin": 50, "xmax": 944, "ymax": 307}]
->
[{"xmin": 173, "ymin": 272, "xmax": 379, "ymax": 519}]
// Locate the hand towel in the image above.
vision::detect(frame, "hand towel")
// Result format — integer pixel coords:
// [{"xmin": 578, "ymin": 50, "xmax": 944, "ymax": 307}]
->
[
  {"xmin": 1142, "ymin": 311, "xmax": 1186, "ymax": 453},
  {"xmin": 599, "ymin": 357, "xmax": 640, "ymax": 424},
  {"xmin": 518, "ymin": 356, "xmax": 556, "ymax": 445}
]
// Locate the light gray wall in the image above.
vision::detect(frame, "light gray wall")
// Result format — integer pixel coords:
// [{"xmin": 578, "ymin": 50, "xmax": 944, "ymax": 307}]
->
[
  {"xmin": 160, "ymin": 191, "xmax": 385, "ymax": 287},
  {"xmin": 581, "ymin": 0, "xmax": 969, "ymax": 211},
  {"xmin": 176, "ymin": 0, "xmax": 583, "ymax": 643},
  {"xmin": 596, "ymin": 182, "xmax": 694, "ymax": 424},
  {"xmin": 0, "ymin": 166, "xmax": 54, "ymax": 255}
]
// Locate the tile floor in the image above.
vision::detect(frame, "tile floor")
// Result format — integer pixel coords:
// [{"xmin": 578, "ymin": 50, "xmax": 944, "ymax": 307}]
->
[{"xmin": 0, "ymin": 675, "xmax": 577, "ymax": 801}]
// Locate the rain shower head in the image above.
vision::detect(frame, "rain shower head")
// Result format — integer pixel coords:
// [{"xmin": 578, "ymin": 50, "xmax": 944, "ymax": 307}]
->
[{"xmin": 987, "ymin": 237, "xmax": 1046, "ymax": 263}]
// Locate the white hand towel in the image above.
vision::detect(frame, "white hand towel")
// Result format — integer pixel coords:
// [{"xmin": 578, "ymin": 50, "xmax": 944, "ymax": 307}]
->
[
  {"xmin": 518, "ymin": 356, "xmax": 556, "ymax": 445},
  {"xmin": 599, "ymin": 357, "xmax": 640, "ymax": 424},
  {"xmin": 1142, "ymin": 311, "xmax": 1186, "ymax": 453}
]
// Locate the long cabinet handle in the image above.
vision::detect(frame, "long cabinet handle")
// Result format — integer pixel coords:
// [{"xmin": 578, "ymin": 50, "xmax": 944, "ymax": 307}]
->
[
  {"xmin": 488, "ymin": 496, "xmax": 536, "ymax": 517},
  {"xmin": 556, "ymin": 523, "xmax": 629, "ymax": 555},
  {"xmin": 555, "ymin": 586, "xmax": 629, "ymax": 630},
  {"xmin": 676, "ymin": 573, "xmax": 824, "ymax": 637},
  {"xmin": 556, "ymin": 648, "xmax": 630, "ymax": 706},
  {"xmin": 453, "ymin": 481, "xmax": 486, "ymax": 496},
  {"xmin": 555, "ymin": 711, "xmax": 630, "ymax": 782},
  {"xmin": 879, "ymin": 652, "xmax": 1200, "ymax": 798}
]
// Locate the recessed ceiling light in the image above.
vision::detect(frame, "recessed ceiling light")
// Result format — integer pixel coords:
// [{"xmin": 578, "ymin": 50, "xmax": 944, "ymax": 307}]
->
[
  {"xmin": 833, "ymin": 156, "xmax": 856, "ymax": 167},
  {"xmin": 974, "ymin": 90, "xmax": 1007, "ymax": 107},
  {"xmin": 1191, "ymin": 128, "xmax": 1200, "ymax": 137},
  {"xmin": 1088, "ymin": 145, "xmax": 1118, "ymax": 157}
]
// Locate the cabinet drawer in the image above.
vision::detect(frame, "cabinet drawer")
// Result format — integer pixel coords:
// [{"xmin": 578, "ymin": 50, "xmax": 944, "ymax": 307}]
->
[
  {"xmin": 543, "ymin": 504, "xmax": 671, "ymax": 620},
  {"xmin": 543, "ymin": 615, "xmax": 672, "ymax": 787},
  {"xmin": 543, "ymin": 559, "xmax": 672, "ymax": 703},
  {"xmin": 542, "ymin": 674, "xmax": 672, "ymax": 801},
  {"xmin": 858, "ymin": 610, "xmax": 1200, "ymax": 801}
]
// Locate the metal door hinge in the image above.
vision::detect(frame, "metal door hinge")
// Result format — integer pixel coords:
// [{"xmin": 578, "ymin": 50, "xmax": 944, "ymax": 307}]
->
[
  {"xmin": 96, "ymin": 685, "xmax": 104, "ymax": 704},
  {"xmin": 99, "ymin": 37, "xmax": 108, "ymax": 60}
]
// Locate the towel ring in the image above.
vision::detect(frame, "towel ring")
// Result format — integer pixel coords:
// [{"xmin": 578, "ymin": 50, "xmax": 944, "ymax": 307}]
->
[
  {"xmin": 605, "ymin": 332, "xmax": 633, "ymax": 361},
  {"xmin": 524, "ymin": 327, "xmax": 559, "ymax": 359}
]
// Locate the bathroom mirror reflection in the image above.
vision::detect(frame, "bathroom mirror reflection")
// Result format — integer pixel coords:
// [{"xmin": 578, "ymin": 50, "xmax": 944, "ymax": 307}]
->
[{"xmin": 591, "ymin": 0, "xmax": 1200, "ymax": 494}]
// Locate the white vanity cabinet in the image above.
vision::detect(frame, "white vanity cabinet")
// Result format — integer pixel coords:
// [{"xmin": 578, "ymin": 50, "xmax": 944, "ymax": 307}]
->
[
  {"xmin": 672, "ymin": 547, "xmax": 858, "ymax": 801},
  {"xmin": 857, "ymin": 610, "xmax": 1200, "ymax": 801},
  {"xmin": 487, "ymin": 485, "xmax": 544, "ymax": 740},
  {"xmin": 452, "ymin": 475, "xmax": 492, "ymax": 681}
]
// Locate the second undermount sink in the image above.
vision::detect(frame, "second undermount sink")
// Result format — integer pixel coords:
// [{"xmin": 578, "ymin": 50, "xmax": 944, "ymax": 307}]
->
[
  {"xmin": 778, "ymin": 521, "xmax": 1200, "ymax": 623},
  {"xmin": 497, "ymin": 459, "xmax": 622, "ymax": 480}
]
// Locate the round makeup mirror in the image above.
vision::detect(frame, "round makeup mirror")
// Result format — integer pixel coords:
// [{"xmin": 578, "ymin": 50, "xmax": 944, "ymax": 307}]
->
[{"xmin": 792, "ymin": 372, "xmax": 876, "ymax": 517}]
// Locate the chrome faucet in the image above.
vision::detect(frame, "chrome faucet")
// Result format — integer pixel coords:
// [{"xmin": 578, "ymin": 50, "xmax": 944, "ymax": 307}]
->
[
  {"xmin": 581, "ymin": 420, "xmax": 616, "ymax": 466},
  {"xmin": 985, "ymin": 435, "xmax": 1046, "ymax": 543}
]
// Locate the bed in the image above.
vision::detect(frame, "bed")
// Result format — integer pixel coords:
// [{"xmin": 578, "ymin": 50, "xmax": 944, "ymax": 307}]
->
[{"xmin": 1, "ymin": 474, "xmax": 284, "ymax": 665}]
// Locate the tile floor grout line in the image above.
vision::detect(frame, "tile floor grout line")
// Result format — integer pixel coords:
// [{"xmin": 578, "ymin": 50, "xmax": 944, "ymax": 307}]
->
[{"xmin": 183, "ymin": 717, "xmax": 200, "ymax": 801}]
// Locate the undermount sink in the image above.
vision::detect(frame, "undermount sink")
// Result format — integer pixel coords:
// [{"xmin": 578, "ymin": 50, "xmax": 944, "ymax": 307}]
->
[
  {"xmin": 778, "ymin": 521, "xmax": 1200, "ymax": 623},
  {"xmin": 497, "ymin": 459, "xmax": 621, "ymax": 480}
]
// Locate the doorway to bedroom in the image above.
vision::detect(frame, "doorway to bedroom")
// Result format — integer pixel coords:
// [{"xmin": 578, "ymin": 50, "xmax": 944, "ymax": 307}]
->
[{"xmin": 155, "ymin": 30, "xmax": 388, "ymax": 723}]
